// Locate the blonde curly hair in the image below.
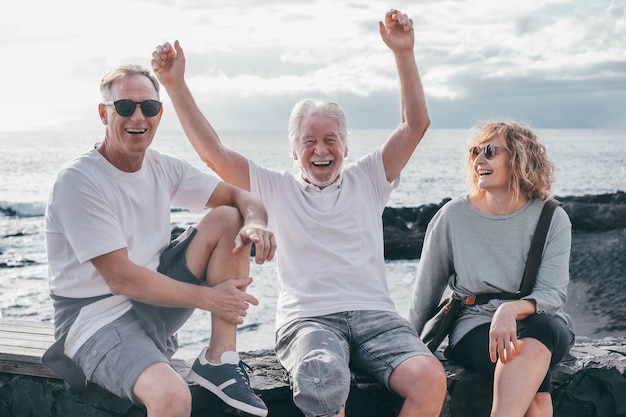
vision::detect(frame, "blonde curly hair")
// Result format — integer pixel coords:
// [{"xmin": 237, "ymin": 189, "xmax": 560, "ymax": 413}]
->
[{"xmin": 465, "ymin": 120, "xmax": 555, "ymax": 201}]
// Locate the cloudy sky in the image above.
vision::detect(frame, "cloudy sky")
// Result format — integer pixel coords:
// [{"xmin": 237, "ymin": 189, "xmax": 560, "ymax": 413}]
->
[{"xmin": 2, "ymin": 0, "xmax": 625, "ymax": 133}]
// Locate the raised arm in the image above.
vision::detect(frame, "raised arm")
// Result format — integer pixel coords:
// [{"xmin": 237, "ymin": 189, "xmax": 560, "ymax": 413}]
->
[
  {"xmin": 151, "ymin": 41, "xmax": 251, "ymax": 190},
  {"xmin": 379, "ymin": 9, "xmax": 430, "ymax": 183}
]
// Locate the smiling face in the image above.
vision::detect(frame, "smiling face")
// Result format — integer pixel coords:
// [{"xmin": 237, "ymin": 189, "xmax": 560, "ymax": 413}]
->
[
  {"xmin": 293, "ymin": 113, "xmax": 348, "ymax": 188},
  {"xmin": 472, "ymin": 134, "xmax": 511, "ymax": 196},
  {"xmin": 465, "ymin": 121, "xmax": 554, "ymax": 203},
  {"xmin": 98, "ymin": 73, "xmax": 162, "ymax": 171}
]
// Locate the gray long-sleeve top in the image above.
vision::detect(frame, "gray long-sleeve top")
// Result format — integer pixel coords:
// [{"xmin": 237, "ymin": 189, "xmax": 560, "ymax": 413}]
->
[{"xmin": 407, "ymin": 196, "xmax": 575, "ymax": 351}]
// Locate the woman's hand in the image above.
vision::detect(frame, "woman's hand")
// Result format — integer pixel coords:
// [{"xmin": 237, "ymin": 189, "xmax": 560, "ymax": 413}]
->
[
  {"xmin": 489, "ymin": 302, "xmax": 519, "ymax": 363},
  {"xmin": 488, "ymin": 300, "xmax": 537, "ymax": 363}
]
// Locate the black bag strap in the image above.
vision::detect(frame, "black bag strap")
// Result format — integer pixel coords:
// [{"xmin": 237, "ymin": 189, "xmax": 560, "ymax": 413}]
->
[
  {"xmin": 519, "ymin": 198, "xmax": 561, "ymax": 295},
  {"xmin": 463, "ymin": 198, "xmax": 561, "ymax": 306}
]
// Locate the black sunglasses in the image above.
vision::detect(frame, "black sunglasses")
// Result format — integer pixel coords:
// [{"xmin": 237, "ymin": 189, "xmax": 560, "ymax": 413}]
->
[
  {"xmin": 103, "ymin": 99, "xmax": 162, "ymax": 118},
  {"xmin": 469, "ymin": 144, "xmax": 506, "ymax": 160}
]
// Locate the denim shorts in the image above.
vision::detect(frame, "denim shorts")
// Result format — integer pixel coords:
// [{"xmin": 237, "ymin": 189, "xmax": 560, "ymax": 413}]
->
[{"xmin": 275, "ymin": 310, "xmax": 433, "ymax": 417}]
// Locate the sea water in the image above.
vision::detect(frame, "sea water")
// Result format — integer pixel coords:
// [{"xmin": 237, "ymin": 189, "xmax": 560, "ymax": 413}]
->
[{"xmin": 1, "ymin": 128, "xmax": 624, "ymax": 359}]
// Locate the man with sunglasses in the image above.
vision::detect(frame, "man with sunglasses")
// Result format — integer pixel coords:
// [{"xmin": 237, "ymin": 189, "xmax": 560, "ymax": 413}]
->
[
  {"xmin": 43, "ymin": 64, "xmax": 276, "ymax": 417},
  {"xmin": 151, "ymin": 9, "xmax": 446, "ymax": 417}
]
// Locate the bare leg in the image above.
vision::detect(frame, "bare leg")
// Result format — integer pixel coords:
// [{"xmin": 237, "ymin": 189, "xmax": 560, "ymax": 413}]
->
[
  {"xmin": 134, "ymin": 362, "xmax": 192, "ymax": 417},
  {"xmin": 491, "ymin": 338, "xmax": 551, "ymax": 417},
  {"xmin": 390, "ymin": 355, "xmax": 447, "ymax": 417},
  {"xmin": 525, "ymin": 392, "xmax": 553, "ymax": 417},
  {"xmin": 184, "ymin": 206, "xmax": 250, "ymax": 362}
]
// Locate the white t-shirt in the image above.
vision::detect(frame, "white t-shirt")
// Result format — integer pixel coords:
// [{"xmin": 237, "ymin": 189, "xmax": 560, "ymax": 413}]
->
[
  {"xmin": 44, "ymin": 147, "xmax": 218, "ymax": 356},
  {"xmin": 249, "ymin": 148, "xmax": 399, "ymax": 330}
]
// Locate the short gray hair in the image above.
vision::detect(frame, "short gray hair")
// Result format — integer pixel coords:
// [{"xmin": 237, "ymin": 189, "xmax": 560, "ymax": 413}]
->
[
  {"xmin": 100, "ymin": 64, "xmax": 160, "ymax": 101},
  {"xmin": 288, "ymin": 99, "xmax": 348, "ymax": 152}
]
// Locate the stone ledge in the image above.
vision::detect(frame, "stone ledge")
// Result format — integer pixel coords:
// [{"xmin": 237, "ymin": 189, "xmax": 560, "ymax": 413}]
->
[{"xmin": 1, "ymin": 337, "xmax": 624, "ymax": 417}]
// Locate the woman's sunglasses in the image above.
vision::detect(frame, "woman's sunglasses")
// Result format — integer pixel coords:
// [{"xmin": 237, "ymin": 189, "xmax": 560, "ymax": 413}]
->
[
  {"xmin": 469, "ymin": 144, "xmax": 506, "ymax": 160},
  {"xmin": 103, "ymin": 99, "xmax": 162, "ymax": 118}
]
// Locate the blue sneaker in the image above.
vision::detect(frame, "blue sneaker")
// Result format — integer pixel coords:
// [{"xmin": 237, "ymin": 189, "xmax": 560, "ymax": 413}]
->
[{"xmin": 188, "ymin": 348, "xmax": 268, "ymax": 416}]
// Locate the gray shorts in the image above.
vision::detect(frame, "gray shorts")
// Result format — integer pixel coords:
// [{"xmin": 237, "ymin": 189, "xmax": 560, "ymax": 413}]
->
[
  {"xmin": 275, "ymin": 310, "xmax": 433, "ymax": 417},
  {"xmin": 73, "ymin": 226, "xmax": 200, "ymax": 403},
  {"xmin": 73, "ymin": 310, "xmax": 168, "ymax": 403}
]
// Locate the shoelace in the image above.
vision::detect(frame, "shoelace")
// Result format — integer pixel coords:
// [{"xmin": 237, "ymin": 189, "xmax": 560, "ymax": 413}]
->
[{"xmin": 235, "ymin": 361, "xmax": 252, "ymax": 387}]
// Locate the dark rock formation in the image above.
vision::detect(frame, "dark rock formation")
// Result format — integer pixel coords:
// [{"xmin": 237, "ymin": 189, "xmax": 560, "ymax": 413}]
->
[
  {"xmin": 1, "ymin": 337, "xmax": 624, "ymax": 417},
  {"xmin": 553, "ymin": 191, "xmax": 626, "ymax": 232},
  {"xmin": 382, "ymin": 191, "xmax": 626, "ymax": 260}
]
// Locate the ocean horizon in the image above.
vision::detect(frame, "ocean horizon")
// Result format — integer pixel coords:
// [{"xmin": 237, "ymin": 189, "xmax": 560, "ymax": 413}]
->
[{"xmin": 1, "ymin": 128, "xmax": 625, "ymax": 359}]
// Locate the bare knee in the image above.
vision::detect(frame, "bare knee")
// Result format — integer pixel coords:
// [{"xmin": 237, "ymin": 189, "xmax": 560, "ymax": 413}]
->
[
  {"xmin": 192, "ymin": 205, "xmax": 244, "ymax": 252},
  {"xmin": 390, "ymin": 355, "xmax": 447, "ymax": 400},
  {"xmin": 135, "ymin": 364, "xmax": 192, "ymax": 417},
  {"xmin": 187, "ymin": 206, "xmax": 248, "ymax": 280},
  {"xmin": 148, "ymin": 384, "xmax": 191, "ymax": 417},
  {"xmin": 198, "ymin": 205, "xmax": 243, "ymax": 235},
  {"xmin": 388, "ymin": 356, "xmax": 446, "ymax": 417}
]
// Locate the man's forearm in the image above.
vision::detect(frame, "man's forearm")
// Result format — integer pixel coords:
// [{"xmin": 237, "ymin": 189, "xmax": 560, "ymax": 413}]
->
[{"xmin": 396, "ymin": 50, "xmax": 429, "ymax": 136}]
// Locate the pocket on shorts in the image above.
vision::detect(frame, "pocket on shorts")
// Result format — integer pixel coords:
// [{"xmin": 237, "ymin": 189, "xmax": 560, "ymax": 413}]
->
[{"xmin": 79, "ymin": 327, "xmax": 122, "ymax": 381}]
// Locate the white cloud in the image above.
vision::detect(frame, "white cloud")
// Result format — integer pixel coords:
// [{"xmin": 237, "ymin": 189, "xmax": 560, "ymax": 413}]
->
[{"xmin": 1, "ymin": 0, "xmax": 624, "ymax": 131}]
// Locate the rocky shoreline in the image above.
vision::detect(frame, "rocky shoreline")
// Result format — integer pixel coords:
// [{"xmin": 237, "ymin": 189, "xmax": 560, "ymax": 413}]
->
[{"xmin": 2, "ymin": 336, "xmax": 624, "ymax": 417}]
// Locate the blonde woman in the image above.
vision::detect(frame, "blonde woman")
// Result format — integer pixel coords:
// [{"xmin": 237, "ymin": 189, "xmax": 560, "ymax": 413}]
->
[{"xmin": 408, "ymin": 121, "xmax": 575, "ymax": 417}]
